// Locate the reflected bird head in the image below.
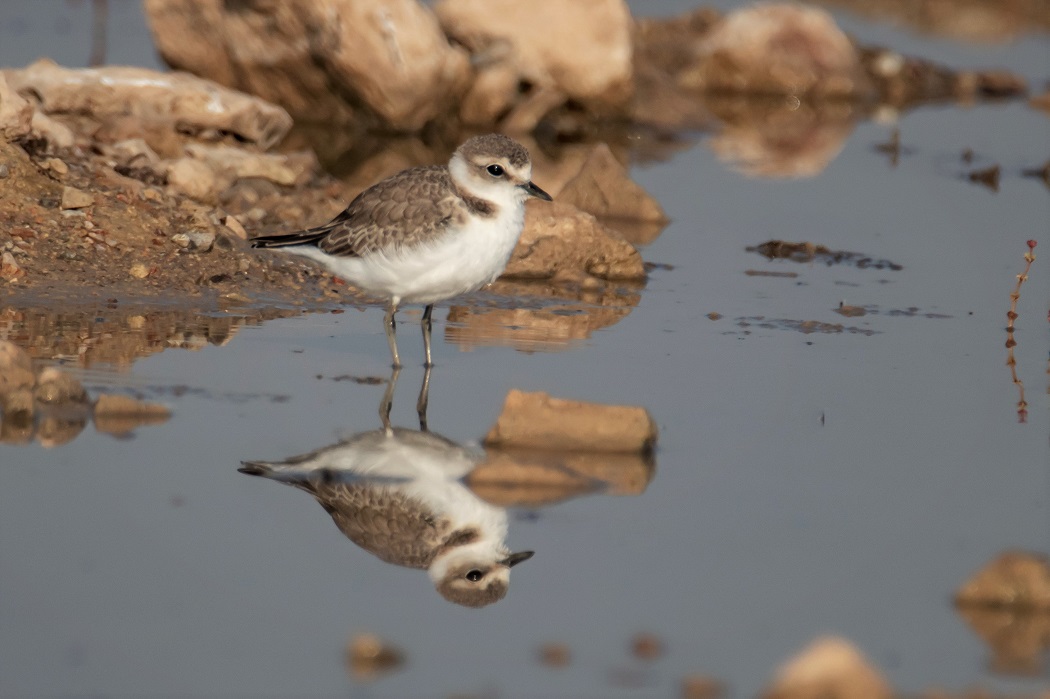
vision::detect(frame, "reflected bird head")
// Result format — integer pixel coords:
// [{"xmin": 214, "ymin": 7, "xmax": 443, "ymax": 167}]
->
[{"xmin": 431, "ymin": 549, "xmax": 534, "ymax": 608}]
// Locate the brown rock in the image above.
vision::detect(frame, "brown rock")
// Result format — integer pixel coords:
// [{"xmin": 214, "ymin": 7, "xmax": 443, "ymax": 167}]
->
[
  {"xmin": 955, "ymin": 551, "xmax": 1050, "ymax": 610},
  {"xmin": 557, "ymin": 143, "xmax": 668, "ymax": 224},
  {"xmin": 30, "ymin": 111, "xmax": 76, "ymax": 149},
  {"xmin": 1, "ymin": 251, "xmax": 25, "ymax": 280},
  {"xmin": 105, "ymin": 139, "xmax": 161, "ymax": 169},
  {"xmin": 0, "ymin": 340, "xmax": 35, "ymax": 394},
  {"xmin": 681, "ymin": 4, "xmax": 868, "ymax": 98},
  {"xmin": 34, "ymin": 367, "xmax": 88, "ymax": 405},
  {"xmin": 145, "ymin": 0, "xmax": 469, "ymax": 131},
  {"xmin": 93, "ymin": 394, "xmax": 171, "ymax": 436},
  {"xmin": 166, "ymin": 157, "xmax": 219, "ymax": 202},
  {"xmin": 60, "ymin": 185, "xmax": 94, "ymax": 210},
  {"xmin": 5, "ymin": 59, "xmax": 292, "ymax": 149},
  {"xmin": 504, "ymin": 201, "xmax": 646, "ymax": 282},
  {"xmin": 0, "ymin": 72, "xmax": 33, "ymax": 141},
  {"xmin": 484, "ymin": 389, "xmax": 657, "ymax": 453},
  {"xmin": 310, "ymin": 0, "xmax": 471, "ymax": 131},
  {"xmin": 761, "ymin": 636, "xmax": 892, "ymax": 699},
  {"xmin": 435, "ymin": 0, "xmax": 634, "ymax": 111},
  {"xmin": 185, "ymin": 143, "xmax": 310, "ymax": 187}
]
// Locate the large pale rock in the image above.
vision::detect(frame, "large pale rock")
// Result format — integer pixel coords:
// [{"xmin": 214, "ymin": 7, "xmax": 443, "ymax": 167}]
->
[
  {"xmin": 556, "ymin": 144, "xmax": 667, "ymax": 223},
  {"xmin": 145, "ymin": 0, "xmax": 470, "ymax": 131},
  {"xmin": 505, "ymin": 201, "xmax": 646, "ymax": 282},
  {"xmin": 435, "ymin": 0, "xmax": 633, "ymax": 111},
  {"xmin": 484, "ymin": 389, "xmax": 657, "ymax": 453},
  {"xmin": 166, "ymin": 157, "xmax": 220, "ymax": 203},
  {"xmin": 681, "ymin": 3, "xmax": 867, "ymax": 98},
  {"xmin": 0, "ymin": 72, "xmax": 33, "ymax": 141},
  {"xmin": 185, "ymin": 143, "xmax": 315, "ymax": 187},
  {"xmin": 4, "ymin": 59, "xmax": 292, "ymax": 148},
  {"xmin": 955, "ymin": 550, "xmax": 1050, "ymax": 610},
  {"xmin": 761, "ymin": 637, "xmax": 892, "ymax": 699}
]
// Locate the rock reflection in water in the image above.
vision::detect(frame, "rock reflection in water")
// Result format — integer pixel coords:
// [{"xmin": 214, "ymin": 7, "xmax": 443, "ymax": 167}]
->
[
  {"xmin": 705, "ymin": 97, "xmax": 860, "ymax": 179},
  {"xmin": 446, "ymin": 280, "xmax": 641, "ymax": 354},
  {"xmin": 0, "ymin": 302, "xmax": 305, "ymax": 367},
  {"xmin": 0, "ymin": 340, "xmax": 170, "ymax": 446}
]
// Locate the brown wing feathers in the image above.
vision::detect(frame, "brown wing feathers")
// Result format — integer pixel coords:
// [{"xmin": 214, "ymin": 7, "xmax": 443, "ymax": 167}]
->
[{"xmin": 249, "ymin": 165, "xmax": 457, "ymax": 257}]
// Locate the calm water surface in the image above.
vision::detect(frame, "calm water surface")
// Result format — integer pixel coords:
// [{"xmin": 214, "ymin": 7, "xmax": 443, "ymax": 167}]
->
[{"xmin": 1, "ymin": 2, "xmax": 1048, "ymax": 697}]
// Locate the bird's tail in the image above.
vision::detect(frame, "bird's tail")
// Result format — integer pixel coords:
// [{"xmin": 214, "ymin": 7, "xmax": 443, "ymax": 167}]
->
[
  {"xmin": 238, "ymin": 460, "xmax": 277, "ymax": 477},
  {"xmin": 249, "ymin": 227, "xmax": 329, "ymax": 249}
]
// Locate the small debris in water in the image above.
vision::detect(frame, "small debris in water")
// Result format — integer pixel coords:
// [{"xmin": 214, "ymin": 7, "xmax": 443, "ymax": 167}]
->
[
  {"xmin": 745, "ymin": 269, "xmax": 799, "ymax": 278},
  {"xmin": 747, "ymin": 240, "xmax": 903, "ymax": 271},
  {"xmin": 346, "ymin": 633, "xmax": 404, "ymax": 681},
  {"xmin": 1021, "ymin": 160, "xmax": 1050, "ymax": 188},
  {"xmin": 631, "ymin": 632, "xmax": 664, "ymax": 661},
  {"xmin": 706, "ymin": 312, "xmax": 722, "ymax": 321},
  {"xmin": 835, "ymin": 303, "xmax": 867, "ymax": 317},
  {"xmin": 537, "ymin": 642, "xmax": 571, "ymax": 668},
  {"xmin": 967, "ymin": 164, "xmax": 1000, "ymax": 191},
  {"xmin": 328, "ymin": 375, "xmax": 386, "ymax": 384}
]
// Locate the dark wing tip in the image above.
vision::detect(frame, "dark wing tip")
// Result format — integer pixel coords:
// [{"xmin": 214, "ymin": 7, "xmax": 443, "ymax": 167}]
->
[{"xmin": 238, "ymin": 461, "xmax": 268, "ymax": 476}]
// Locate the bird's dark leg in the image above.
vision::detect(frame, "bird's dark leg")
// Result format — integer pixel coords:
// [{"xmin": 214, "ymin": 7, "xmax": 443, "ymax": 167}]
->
[
  {"xmin": 416, "ymin": 364, "xmax": 432, "ymax": 431},
  {"xmin": 379, "ymin": 366, "xmax": 401, "ymax": 433},
  {"xmin": 384, "ymin": 301, "xmax": 401, "ymax": 368},
  {"xmin": 421, "ymin": 304, "xmax": 434, "ymax": 368}
]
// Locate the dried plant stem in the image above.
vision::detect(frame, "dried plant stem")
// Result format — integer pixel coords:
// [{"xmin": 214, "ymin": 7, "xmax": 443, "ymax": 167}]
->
[{"xmin": 1004, "ymin": 240, "xmax": 1037, "ymax": 422}]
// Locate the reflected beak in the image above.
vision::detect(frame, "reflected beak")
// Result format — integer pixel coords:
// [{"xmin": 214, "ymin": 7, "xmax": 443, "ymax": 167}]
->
[
  {"xmin": 501, "ymin": 551, "xmax": 535, "ymax": 568},
  {"xmin": 520, "ymin": 181, "xmax": 552, "ymax": 201}
]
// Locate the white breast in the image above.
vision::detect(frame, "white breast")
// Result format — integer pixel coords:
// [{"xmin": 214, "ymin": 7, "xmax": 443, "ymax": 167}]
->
[{"xmin": 286, "ymin": 199, "xmax": 526, "ymax": 306}]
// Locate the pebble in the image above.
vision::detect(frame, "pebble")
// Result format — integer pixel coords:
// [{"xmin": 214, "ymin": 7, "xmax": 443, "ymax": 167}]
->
[
  {"xmin": 0, "ymin": 251, "xmax": 24, "ymax": 279},
  {"xmin": 537, "ymin": 642, "xmax": 571, "ymax": 667},
  {"xmin": 171, "ymin": 230, "xmax": 216, "ymax": 252},
  {"xmin": 129, "ymin": 263, "xmax": 150, "ymax": 279},
  {"xmin": 631, "ymin": 632, "xmax": 664, "ymax": 661},
  {"xmin": 221, "ymin": 215, "xmax": 248, "ymax": 240},
  {"xmin": 46, "ymin": 157, "xmax": 69, "ymax": 176},
  {"xmin": 0, "ymin": 163, "xmax": 9, "ymax": 178},
  {"xmin": 60, "ymin": 186, "xmax": 94, "ymax": 210}
]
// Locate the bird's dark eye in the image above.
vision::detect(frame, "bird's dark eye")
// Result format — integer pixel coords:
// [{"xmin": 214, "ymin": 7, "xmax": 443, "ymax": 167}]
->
[
  {"xmin": 466, "ymin": 570, "xmax": 483, "ymax": 582},
  {"xmin": 486, "ymin": 164, "xmax": 504, "ymax": 177}
]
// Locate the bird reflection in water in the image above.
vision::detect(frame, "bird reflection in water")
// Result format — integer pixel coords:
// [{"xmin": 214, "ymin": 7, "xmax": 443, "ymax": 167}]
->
[{"xmin": 239, "ymin": 367, "xmax": 534, "ymax": 607}]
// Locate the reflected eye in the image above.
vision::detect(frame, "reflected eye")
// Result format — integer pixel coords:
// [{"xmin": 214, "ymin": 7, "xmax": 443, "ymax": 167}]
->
[
  {"xmin": 466, "ymin": 570, "xmax": 483, "ymax": 582},
  {"xmin": 486, "ymin": 164, "xmax": 504, "ymax": 177}
]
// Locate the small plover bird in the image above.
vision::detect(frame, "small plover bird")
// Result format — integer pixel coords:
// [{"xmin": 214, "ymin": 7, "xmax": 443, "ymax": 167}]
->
[
  {"xmin": 250, "ymin": 134, "xmax": 552, "ymax": 367},
  {"xmin": 239, "ymin": 421, "xmax": 534, "ymax": 607}
]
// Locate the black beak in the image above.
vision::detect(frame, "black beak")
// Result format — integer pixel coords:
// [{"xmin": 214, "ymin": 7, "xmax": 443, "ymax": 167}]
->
[
  {"xmin": 501, "ymin": 551, "xmax": 535, "ymax": 568},
  {"xmin": 520, "ymin": 181, "xmax": 552, "ymax": 201}
]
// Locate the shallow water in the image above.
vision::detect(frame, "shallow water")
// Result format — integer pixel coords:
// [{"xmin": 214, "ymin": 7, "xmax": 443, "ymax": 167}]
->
[{"xmin": 2, "ymin": 2, "xmax": 1049, "ymax": 697}]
